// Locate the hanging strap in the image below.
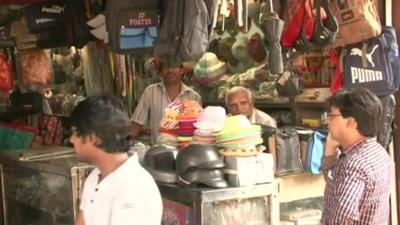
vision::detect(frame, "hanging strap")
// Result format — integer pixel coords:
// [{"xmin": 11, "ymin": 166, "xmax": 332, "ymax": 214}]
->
[{"xmin": 361, "ymin": 41, "xmax": 368, "ymax": 67}]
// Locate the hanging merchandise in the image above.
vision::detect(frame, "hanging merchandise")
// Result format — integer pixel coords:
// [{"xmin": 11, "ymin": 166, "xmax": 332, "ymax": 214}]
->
[
  {"xmin": 64, "ymin": 0, "xmax": 93, "ymax": 49},
  {"xmin": 330, "ymin": 0, "xmax": 381, "ymax": 48},
  {"xmin": 154, "ymin": 0, "xmax": 212, "ymax": 66},
  {"xmin": 247, "ymin": 33, "xmax": 266, "ymax": 63},
  {"xmin": 342, "ymin": 26, "xmax": 400, "ymax": 97},
  {"xmin": 214, "ymin": 2, "xmax": 239, "ymax": 36},
  {"xmin": 0, "ymin": 0, "xmax": 45, "ymax": 5},
  {"xmin": 0, "ymin": 25, "xmax": 16, "ymax": 48},
  {"xmin": 377, "ymin": 95, "xmax": 396, "ymax": 150},
  {"xmin": 274, "ymin": 126, "xmax": 303, "ymax": 175},
  {"xmin": 276, "ymin": 70, "xmax": 305, "ymax": 97},
  {"xmin": 10, "ymin": 17, "xmax": 38, "ymax": 50},
  {"xmin": 106, "ymin": 0, "xmax": 159, "ymax": 54},
  {"xmin": 192, "ymin": 52, "xmax": 227, "ymax": 87},
  {"xmin": 23, "ymin": 0, "xmax": 67, "ymax": 33},
  {"xmin": 87, "ymin": 14, "xmax": 108, "ymax": 43},
  {"xmin": 0, "ymin": 52, "xmax": 13, "ymax": 93},
  {"xmin": 23, "ymin": 0, "xmax": 78, "ymax": 49},
  {"xmin": 304, "ymin": 130, "xmax": 326, "ymax": 174},
  {"xmin": 39, "ymin": 114, "xmax": 63, "ymax": 145},
  {"xmin": 219, "ymin": 37, "xmax": 239, "ymax": 71},
  {"xmin": 82, "ymin": 42, "xmax": 115, "ymax": 96},
  {"xmin": 0, "ymin": 5, "xmax": 21, "ymax": 27},
  {"xmin": 328, "ymin": 48, "xmax": 344, "ymax": 92},
  {"xmin": 275, "ymin": 71, "xmax": 304, "ymax": 96},
  {"xmin": 281, "ymin": 0, "xmax": 314, "ymax": 49},
  {"xmin": 17, "ymin": 48, "xmax": 52, "ymax": 91},
  {"xmin": 309, "ymin": 0, "xmax": 338, "ymax": 48},
  {"xmin": 230, "ymin": 37, "xmax": 255, "ymax": 74},
  {"xmin": 10, "ymin": 90, "xmax": 43, "ymax": 115},
  {"xmin": 126, "ymin": 56, "xmax": 135, "ymax": 116},
  {"xmin": 281, "ymin": 0, "xmax": 338, "ymax": 52},
  {"xmin": 260, "ymin": 0, "xmax": 284, "ymax": 74},
  {"xmin": 295, "ymin": 0, "xmax": 338, "ymax": 52}
]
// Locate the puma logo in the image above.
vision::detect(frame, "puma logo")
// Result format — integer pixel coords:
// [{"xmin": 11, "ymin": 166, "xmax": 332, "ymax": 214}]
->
[
  {"xmin": 42, "ymin": 5, "xmax": 65, "ymax": 14},
  {"xmin": 350, "ymin": 45, "xmax": 379, "ymax": 67},
  {"xmin": 35, "ymin": 18, "xmax": 55, "ymax": 24}
]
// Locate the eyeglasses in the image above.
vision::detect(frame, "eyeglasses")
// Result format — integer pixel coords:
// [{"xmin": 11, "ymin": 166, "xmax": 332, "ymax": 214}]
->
[
  {"xmin": 322, "ymin": 112, "xmax": 342, "ymax": 124},
  {"xmin": 326, "ymin": 113, "xmax": 342, "ymax": 118}
]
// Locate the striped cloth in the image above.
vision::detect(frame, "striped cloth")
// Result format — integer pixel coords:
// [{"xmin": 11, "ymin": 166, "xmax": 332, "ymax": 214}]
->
[
  {"xmin": 322, "ymin": 138, "xmax": 393, "ymax": 225},
  {"xmin": 130, "ymin": 82, "xmax": 201, "ymax": 144}
]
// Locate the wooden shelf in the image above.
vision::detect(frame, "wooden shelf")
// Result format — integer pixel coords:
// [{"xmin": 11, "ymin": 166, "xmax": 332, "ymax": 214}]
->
[
  {"xmin": 203, "ymin": 100, "xmax": 291, "ymax": 109},
  {"xmin": 293, "ymin": 102, "xmax": 327, "ymax": 109}
]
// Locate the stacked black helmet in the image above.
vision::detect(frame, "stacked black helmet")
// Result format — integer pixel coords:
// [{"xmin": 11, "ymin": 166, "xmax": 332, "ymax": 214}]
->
[
  {"xmin": 143, "ymin": 144, "xmax": 179, "ymax": 183},
  {"xmin": 176, "ymin": 144, "xmax": 228, "ymax": 188}
]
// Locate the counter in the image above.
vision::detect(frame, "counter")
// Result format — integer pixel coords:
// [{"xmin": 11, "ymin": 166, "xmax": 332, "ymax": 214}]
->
[{"xmin": 158, "ymin": 182, "xmax": 280, "ymax": 225}]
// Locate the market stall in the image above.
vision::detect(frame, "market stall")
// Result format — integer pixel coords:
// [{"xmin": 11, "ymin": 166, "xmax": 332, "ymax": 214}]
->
[
  {"xmin": 0, "ymin": 146, "xmax": 92, "ymax": 225},
  {"xmin": 0, "ymin": 0, "xmax": 397, "ymax": 224}
]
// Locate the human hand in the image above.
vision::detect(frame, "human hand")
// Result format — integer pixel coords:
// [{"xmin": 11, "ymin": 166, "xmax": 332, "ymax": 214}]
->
[{"xmin": 325, "ymin": 133, "xmax": 340, "ymax": 156}]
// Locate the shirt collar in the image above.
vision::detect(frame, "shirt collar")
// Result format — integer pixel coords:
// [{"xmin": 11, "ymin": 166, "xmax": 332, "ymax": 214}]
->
[
  {"xmin": 159, "ymin": 82, "xmax": 191, "ymax": 97},
  {"xmin": 94, "ymin": 153, "xmax": 139, "ymax": 186},
  {"xmin": 340, "ymin": 137, "xmax": 376, "ymax": 159}
]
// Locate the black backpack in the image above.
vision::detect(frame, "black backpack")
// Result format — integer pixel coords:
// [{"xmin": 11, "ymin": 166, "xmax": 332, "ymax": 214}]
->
[
  {"xmin": 153, "ymin": 0, "xmax": 211, "ymax": 65},
  {"xmin": 106, "ymin": 0, "xmax": 159, "ymax": 54},
  {"xmin": 343, "ymin": 26, "xmax": 400, "ymax": 96}
]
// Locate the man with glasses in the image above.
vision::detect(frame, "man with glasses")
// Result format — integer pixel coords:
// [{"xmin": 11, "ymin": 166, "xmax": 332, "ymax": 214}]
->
[
  {"xmin": 225, "ymin": 86, "xmax": 276, "ymax": 127},
  {"xmin": 322, "ymin": 87, "xmax": 393, "ymax": 225}
]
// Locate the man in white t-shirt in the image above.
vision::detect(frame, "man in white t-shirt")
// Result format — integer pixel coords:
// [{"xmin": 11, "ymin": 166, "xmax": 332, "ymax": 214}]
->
[
  {"xmin": 70, "ymin": 96, "xmax": 162, "ymax": 225},
  {"xmin": 225, "ymin": 86, "xmax": 276, "ymax": 128}
]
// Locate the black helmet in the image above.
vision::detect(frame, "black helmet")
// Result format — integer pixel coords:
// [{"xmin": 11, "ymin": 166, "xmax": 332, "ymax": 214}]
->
[
  {"xmin": 176, "ymin": 144, "xmax": 225, "ymax": 174},
  {"xmin": 143, "ymin": 144, "xmax": 178, "ymax": 183},
  {"xmin": 178, "ymin": 168, "xmax": 228, "ymax": 188}
]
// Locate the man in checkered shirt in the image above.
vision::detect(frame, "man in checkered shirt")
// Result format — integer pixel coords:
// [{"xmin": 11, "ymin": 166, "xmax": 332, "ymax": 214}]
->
[{"xmin": 322, "ymin": 88, "xmax": 393, "ymax": 225}]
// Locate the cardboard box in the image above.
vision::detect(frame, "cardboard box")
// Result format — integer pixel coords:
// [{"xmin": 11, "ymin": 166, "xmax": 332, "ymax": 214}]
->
[{"xmin": 224, "ymin": 153, "xmax": 274, "ymax": 187}]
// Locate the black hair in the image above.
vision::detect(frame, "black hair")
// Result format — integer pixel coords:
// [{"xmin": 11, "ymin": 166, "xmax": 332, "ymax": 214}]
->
[
  {"xmin": 327, "ymin": 87, "xmax": 382, "ymax": 137},
  {"xmin": 70, "ymin": 95, "xmax": 131, "ymax": 153}
]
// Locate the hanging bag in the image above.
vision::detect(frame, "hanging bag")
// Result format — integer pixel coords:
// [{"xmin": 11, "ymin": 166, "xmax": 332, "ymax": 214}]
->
[
  {"xmin": 330, "ymin": 0, "xmax": 381, "ymax": 48},
  {"xmin": 276, "ymin": 70, "xmax": 305, "ymax": 96},
  {"xmin": 106, "ymin": 0, "xmax": 159, "ymax": 54},
  {"xmin": 342, "ymin": 26, "xmax": 400, "ymax": 96},
  {"xmin": 154, "ymin": 0, "xmax": 210, "ymax": 64},
  {"xmin": 274, "ymin": 126, "xmax": 303, "ymax": 175},
  {"xmin": 305, "ymin": 130, "xmax": 326, "ymax": 174}
]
